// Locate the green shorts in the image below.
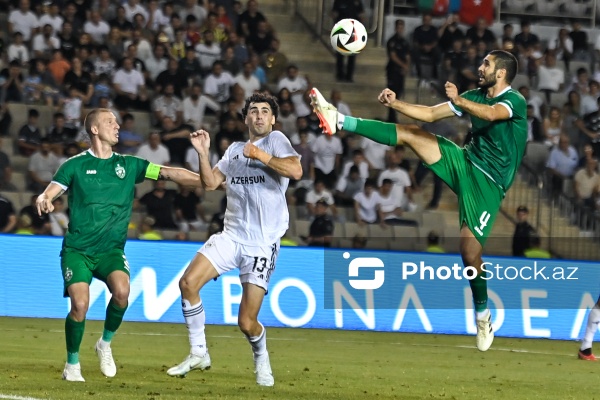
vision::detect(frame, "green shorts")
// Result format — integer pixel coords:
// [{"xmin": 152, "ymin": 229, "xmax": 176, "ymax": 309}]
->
[
  {"xmin": 426, "ymin": 136, "xmax": 504, "ymax": 246},
  {"xmin": 60, "ymin": 248, "xmax": 131, "ymax": 297}
]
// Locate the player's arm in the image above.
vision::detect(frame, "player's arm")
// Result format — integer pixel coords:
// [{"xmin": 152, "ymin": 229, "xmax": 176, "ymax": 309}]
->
[
  {"xmin": 156, "ymin": 165, "xmax": 202, "ymax": 187},
  {"xmin": 36, "ymin": 182, "xmax": 66, "ymax": 215},
  {"xmin": 445, "ymin": 81, "xmax": 511, "ymax": 121},
  {"xmin": 190, "ymin": 129, "xmax": 227, "ymax": 191},
  {"xmin": 243, "ymin": 142, "xmax": 303, "ymax": 180},
  {"xmin": 378, "ymin": 88, "xmax": 455, "ymax": 122}
]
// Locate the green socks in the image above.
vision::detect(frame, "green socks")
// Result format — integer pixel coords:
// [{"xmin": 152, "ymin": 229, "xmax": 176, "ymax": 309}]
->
[
  {"xmin": 469, "ymin": 273, "xmax": 488, "ymax": 312},
  {"xmin": 103, "ymin": 301, "xmax": 127, "ymax": 342},
  {"xmin": 65, "ymin": 315, "xmax": 85, "ymax": 364},
  {"xmin": 342, "ymin": 116, "xmax": 398, "ymax": 146}
]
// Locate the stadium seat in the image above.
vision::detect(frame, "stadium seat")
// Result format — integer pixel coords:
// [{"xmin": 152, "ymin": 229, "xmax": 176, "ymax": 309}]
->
[
  {"xmin": 11, "ymin": 155, "xmax": 29, "ymax": 172},
  {"xmin": 367, "ymin": 224, "xmax": 394, "ymax": 239},
  {"xmin": 344, "ymin": 222, "xmax": 368, "ymax": 239},
  {"xmin": 333, "ymin": 222, "xmax": 345, "ymax": 237},
  {"xmin": 389, "ymin": 238, "xmax": 417, "ymax": 252},
  {"xmin": 523, "ymin": 142, "xmax": 550, "ymax": 175},
  {"xmin": 159, "ymin": 230, "xmax": 179, "ymax": 240},
  {"xmin": 294, "ymin": 220, "xmax": 311, "ymax": 238},
  {"xmin": 204, "ymin": 190, "xmax": 225, "ymax": 204},
  {"xmin": 1, "ymin": 191, "xmax": 22, "ymax": 211},
  {"xmin": 512, "ymin": 74, "xmax": 529, "ymax": 89},
  {"xmin": 421, "ymin": 211, "xmax": 446, "ymax": 233},
  {"xmin": 11, "ymin": 172, "xmax": 26, "ymax": 191},
  {"xmin": 368, "ymin": 239, "xmax": 390, "ymax": 250},
  {"xmin": 392, "ymin": 225, "xmax": 419, "ymax": 239},
  {"xmin": 337, "ymin": 238, "xmax": 353, "ymax": 249},
  {"xmin": 1, "ymin": 137, "xmax": 13, "ymax": 155},
  {"xmin": 400, "ymin": 211, "xmax": 422, "ymax": 226},
  {"xmin": 188, "ymin": 230, "xmax": 206, "ymax": 243}
]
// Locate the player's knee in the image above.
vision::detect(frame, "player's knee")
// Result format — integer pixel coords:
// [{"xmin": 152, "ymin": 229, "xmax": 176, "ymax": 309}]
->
[
  {"xmin": 70, "ymin": 299, "xmax": 89, "ymax": 318},
  {"xmin": 238, "ymin": 315, "xmax": 257, "ymax": 336},
  {"xmin": 179, "ymin": 275, "xmax": 196, "ymax": 296},
  {"xmin": 111, "ymin": 285, "xmax": 130, "ymax": 305}
]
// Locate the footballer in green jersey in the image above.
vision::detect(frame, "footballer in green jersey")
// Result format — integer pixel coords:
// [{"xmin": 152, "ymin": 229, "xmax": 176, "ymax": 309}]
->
[
  {"xmin": 36, "ymin": 108, "xmax": 202, "ymax": 382},
  {"xmin": 310, "ymin": 50, "xmax": 526, "ymax": 353}
]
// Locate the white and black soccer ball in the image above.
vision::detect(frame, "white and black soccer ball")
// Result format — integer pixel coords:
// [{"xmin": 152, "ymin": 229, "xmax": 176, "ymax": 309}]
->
[{"xmin": 330, "ymin": 18, "xmax": 368, "ymax": 55}]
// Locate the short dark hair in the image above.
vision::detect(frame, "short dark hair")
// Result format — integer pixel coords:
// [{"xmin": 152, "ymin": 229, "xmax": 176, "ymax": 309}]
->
[
  {"xmin": 428, "ymin": 231, "xmax": 440, "ymax": 245},
  {"xmin": 489, "ymin": 50, "xmax": 518, "ymax": 84},
  {"xmin": 122, "ymin": 113, "xmax": 134, "ymax": 122},
  {"xmin": 242, "ymin": 93, "xmax": 280, "ymax": 119},
  {"xmin": 28, "ymin": 109, "xmax": 39, "ymax": 118},
  {"xmin": 84, "ymin": 108, "xmax": 112, "ymax": 135}
]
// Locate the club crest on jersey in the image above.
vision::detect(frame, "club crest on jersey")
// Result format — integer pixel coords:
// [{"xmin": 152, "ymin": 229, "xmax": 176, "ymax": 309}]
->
[
  {"xmin": 64, "ymin": 268, "xmax": 73, "ymax": 282},
  {"xmin": 115, "ymin": 163, "xmax": 126, "ymax": 179}
]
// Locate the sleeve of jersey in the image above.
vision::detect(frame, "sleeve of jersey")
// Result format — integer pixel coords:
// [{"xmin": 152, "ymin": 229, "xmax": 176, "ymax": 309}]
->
[
  {"xmin": 271, "ymin": 131, "xmax": 301, "ymax": 160},
  {"xmin": 215, "ymin": 146, "xmax": 230, "ymax": 176},
  {"xmin": 129, "ymin": 156, "xmax": 152, "ymax": 183},
  {"xmin": 51, "ymin": 160, "xmax": 74, "ymax": 190},
  {"xmin": 447, "ymin": 90, "xmax": 477, "ymax": 117}
]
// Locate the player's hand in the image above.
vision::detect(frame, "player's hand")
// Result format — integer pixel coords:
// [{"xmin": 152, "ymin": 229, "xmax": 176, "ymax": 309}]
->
[
  {"xmin": 445, "ymin": 81, "xmax": 459, "ymax": 102},
  {"xmin": 190, "ymin": 129, "xmax": 210, "ymax": 155},
  {"xmin": 36, "ymin": 194, "xmax": 53, "ymax": 215},
  {"xmin": 378, "ymin": 88, "xmax": 396, "ymax": 107},
  {"xmin": 243, "ymin": 142, "xmax": 260, "ymax": 159}
]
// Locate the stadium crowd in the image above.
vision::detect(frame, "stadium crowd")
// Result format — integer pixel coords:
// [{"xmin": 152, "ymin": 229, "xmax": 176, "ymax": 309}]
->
[{"xmin": 0, "ymin": 0, "xmax": 598, "ymax": 248}]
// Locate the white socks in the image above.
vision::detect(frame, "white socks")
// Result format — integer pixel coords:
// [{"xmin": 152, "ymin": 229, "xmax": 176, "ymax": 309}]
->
[
  {"xmin": 337, "ymin": 112, "xmax": 345, "ymax": 130},
  {"xmin": 476, "ymin": 309, "xmax": 490, "ymax": 320},
  {"xmin": 182, "ymin": 299, "xmax": 207, "ymax": 356},
  {"xmin": 246, "ymin": 323, "xmax": 268, "ymax": 363},
  {"xmin": 97, "ymin": 339, "xmax": 111, "ymax": 350},
  {"xmin": 581, "ymin": 304, "xmax": 600, "ymax": 351}
]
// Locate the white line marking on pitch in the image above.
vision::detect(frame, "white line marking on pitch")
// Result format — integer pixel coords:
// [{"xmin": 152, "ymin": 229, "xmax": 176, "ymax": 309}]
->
[
  {"xmin": 0, "ymin": 394, "xmax": 48, "ymax": 400},
  {"xmin": 2, "ymin": 328, "xmax": 574, "ymax": 358}
]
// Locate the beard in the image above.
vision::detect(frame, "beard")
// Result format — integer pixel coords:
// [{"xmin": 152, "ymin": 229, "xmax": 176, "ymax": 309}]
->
[{"xmin": 478, "ymin": 70, "xmax": 497, "ymax": 89}]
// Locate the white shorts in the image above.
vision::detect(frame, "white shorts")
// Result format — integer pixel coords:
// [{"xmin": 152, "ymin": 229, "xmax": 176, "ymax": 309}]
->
[{"xmin": 199, "ymin": 232, "xmax": 280, "ymax": 291}]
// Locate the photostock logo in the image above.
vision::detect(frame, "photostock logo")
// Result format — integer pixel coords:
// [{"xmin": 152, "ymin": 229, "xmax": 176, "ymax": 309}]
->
[{"xmin": 345, "ymin": 252, "xmax": 385, "ymax": 290}]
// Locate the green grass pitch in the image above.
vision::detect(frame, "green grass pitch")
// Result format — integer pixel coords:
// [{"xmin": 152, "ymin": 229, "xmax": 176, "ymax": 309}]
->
[{"xmin": 0, "ymin": 317, "xmax": 596, "ymax": 400}]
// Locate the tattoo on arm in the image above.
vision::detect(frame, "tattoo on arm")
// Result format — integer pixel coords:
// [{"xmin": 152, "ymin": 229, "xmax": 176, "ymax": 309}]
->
[
  {"xmin": 52, "ymin": 190, "xmax": 65, "ymax": 201},
  {"xmin": 158, "ymin": 169, "xmax": 171, "ymax": 181}
]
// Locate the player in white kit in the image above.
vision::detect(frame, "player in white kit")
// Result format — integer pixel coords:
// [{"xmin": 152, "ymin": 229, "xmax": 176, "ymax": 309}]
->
[{"xmin": 166, "ymin": 93, "xmax": 302, "ymax": 386}]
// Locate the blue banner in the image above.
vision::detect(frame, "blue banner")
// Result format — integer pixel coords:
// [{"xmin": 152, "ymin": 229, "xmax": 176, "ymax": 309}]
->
[{"xmin": 0, "ymin": 235, "xmax": 598, "ymax": 341}]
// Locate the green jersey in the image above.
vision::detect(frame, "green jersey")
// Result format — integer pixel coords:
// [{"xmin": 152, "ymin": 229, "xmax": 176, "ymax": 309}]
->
[
  {"xmin": 449, "ymin": 87, "xmax": 528, "ymax": 194},
  {"xmin": 52, "ymin": 150, "xmax": 151, "ymax": 255}
]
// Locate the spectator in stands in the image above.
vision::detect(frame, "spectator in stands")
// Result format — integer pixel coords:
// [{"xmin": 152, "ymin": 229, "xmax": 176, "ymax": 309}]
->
[
  {"xmin": 181, "ymin": 0, "xmax": 208, "ymax": 28},
  {"xmin": 567, "ymin": 67, "xmax": 591, "ymax": 97},
  {"xmin": 136, "ymin": 131, "xmax": 170, "ymax": 165},
  {"xmin": 564, "ymin": 91, "xmax": 585, "ymax": 150},
  {"xmin": 145, "ymin": 44, "xmax": 169, "ymax": 87},
  {"xmin": 203, "ymin": 11, "xmax": 228, "ymax": 45},
  {"xmin": 106, "ymin": 26, "xmax": 126, "ymax": 61},
  {"xmin": 578, "ymin": 143, "xmax": 597, "ymax": 168},
  {"xmin": 182, "ymin": 82, "xmax": 220, "ymax": 131},
  {"xmin": 7, "ymin": 32, "xmax": 29, "ymax": 66},
  {"xmin": 311, "ymin": 131, "xmax": 343, "ymax": 189},
  {"xmin": 84, "ymin": 10, "xmax": 110, "ymax": 44},
  {"xmin": 524, "ymin": 105, "xmax": 544, "ymax": 143},
  {"xmin": 465, "ymin": 17, "xmax": 497, "ymax": 51},
  {"xmin": 235, "ymin": 61, "xmax": 261, "ymax": 98},
  {"xmin": 0, "ymin": 194, "xmax": 17, "ymax": 233},
  {"xmin": 425, "ymin": 231, "xmax": 445, "ymax": 253},
  {"xmin": 214, "ymin": 118, "xmax": 244, "ymax": 147},
  {"xmin": 47, "ymin": 49, "xmax": 71, "ymax": 86},
  {"xmin": 215, "ymin": 4, "xmax": 233, "ymax": 32},
  {"xmin": 237, "ymin": 0, "xmax": 265, "ymax": 38},
  {"xmin": 548, "ymin": 28, "xmax": 573, "ymax": 72},
  {"xmin": 15, "ymin": 214, "xmax": 35, "ymax": 235},
  {"xmin": 546, "ymin": 134, "xmax": 579, "ymax": 198},
  {"xmin": 306, "ymin": 179, "xmax": 337, "ymax": 219},
  {"xmin": 330, "ymin": 89, "xmax": 352, "ymax": 117},
  {"xmin": 208, "ymin": 136, "xmax": 232, "ymax": 168},
  {"xmin": 123, "ymin": 0, "xmax": 148, "ymax": 23},
  {"xmin": 513, "ymin": 19, "xmax": 539, "ymax": 64},
  {"xmin": 361, "ymin": 135, "xmax": 390, "ymax": 177},
  {"xmin": 543, "ymin": 106, "xmax": 563, "ymax": 147},
  {"xmin": 386, "ymin": 19, "xmax": 411, "ymax": 123},
  {"xmin": 277, "ymin": 100, "xmax": 297, "ymax": 137},
  {"xmin": 28, "ymin": 137, "xmax": 60, "ymax": 193},
  {"xmin": 155, "ymin": 58, "xmax": 189, "ymax": 99},
  {"xmin": 39, "ymin": 2, "xmax": 63, "ymax": 35},
  {"xmin": 458, "ymin": 45, "xmax": 480, "ymax": 92},
  {"xmin": 113, "ymin": 57, "xmax": 149, "ymax": 110},
  {"xmin": 139, "ymin": 180, "xmax": 178, "ymax": 231},
  {"xmin": 196, "ymin": 30, "xmax": 222, "ymax": 77},
  {"xmin": 62, "ymin": 2, "xmax": 83, "ymax": 35},
  {"xmin": 0, "ymin": 60, "xmax": 24, "ymax": 103},
  {"xmin": 247, "ymin": 19, "xmax": 273, "ymax": 56},
  {"xmin": 262, "ymin": 38, "xmax": 288, "ymax": 85},
  {"xmin": 153, "ymin": 83, "xmax": 184, "ymax": 127},
  {"xmin": 334, "ymin": 165, "xmax": 363, "ymax": 207},
  {"xmin": 221, "ymin": 45, "xmax": 241, "ymax": 77},
  {"xmin": 581, "ymin": 80, "xmax": 600, "ymax": 116},
  {"xmin": 578, "ymin": 98, "xmax": 600, "ymax": 156},
  {"xmin": 524, "ymin": 234, "xmax": 551, "ymax": 259},
  {"xmin": 8, "ymin": 0, "xmax": 39, "ymax": 43},
  {"xmin": 437, "ymin": 14, "xmax": 464, "ymax": 54},
  {"xmin": 47, "ymin": 112, "xmax": 77, "ymax": 156},
  {"xmin": 116, "ymin": 113, "xmax": 144, "ymax": 155},
  {"xmin": 203, "ymin": 61, "xmax": 235, "ymax": 104},
  {"xmin": 570, "ymin": 20, "xmax": 590, "ymax": 62},
  {"xmin": 377, "ymin": 178, "xmax": 408, "ymax": 227},
  {"xmin": 301, "ymin": 199, "xmax": 334, "ymax": 247},
  {"xmin": 58, "ymin": 21, "xmax": 77, "ymax": 60},
  {"xmin": 20, "ymin": 194, "xmax": 51, "ymax": 234},
  {"xmin": 178, "ymin": 46, "xmax": 202, "ymax": 84},
  {"xmin": 537, "ymin": 52, "xmax": 565, "ymax": 103},
  {"xmin": 518, "ymin": 85, "xmax": 545, "ymax": 121},
  {"xmin": 378, "ymin": 150, "xmax": 413, "ymax": 210},
  {"xmin": 59, "ymin": 86, "xmax": 84, "ymax": 129},
  {"xmin": 0, "ymin": 137, "xmax": 16, "ymax": 192},
  {"xmin": 138, "ymin": 216, "xmax": 163, "ymax": 240},
  {"xmin": 159, "ymin": 116, "xmax": 192, "ymax": 165},
  {"xmin": 354, "ymin": 179, "xmax": 381, "ymax": 226},
  {"xmin": 227, "ymin": 31, "xmax": 250, "ymax": 65},
  {"xmin": 412, "ymin": 13, "xmax": 439, "ymax": 82},
  {"xmin": 23, "ymin": 59, "xmax": 58, "ymax": 106},
  {"xmin": 574, "ymin": 157, "xmax": 600, "ymax": 211},
  {"xmin": 340, "ymin": 149, "xmax": 369, "ymax": 182},
  {"xmin": 17, "ymin": 108, "xmax": 41, "ymax": 157},
  {"xmin": 220, "ymin": 97, "xmax": 245, "ymax": 132},
  {"xmin": 277, "ymin": 64, "xmax": 310, "ymax": 117},
  {"xmin": 94, "ymin": 45, "xmax": 117, "ymax": 78},
  {"xmin": 291, "ymin": 129, "xmax": 315, "ymax": 186},
  {"xmin": 512, "ymin": 205, "xmax": 535, "ymax": 257},
  {"xmin": 174, "ymin": 185, "xmax": 208, "ymax": 232},
  {"xmin": 49, "ymin": 196, "xmax": 69, "ymax": 236},
  {"xmin": 352, "ymin": 233, "xmax": 367, "ymax": 249}
]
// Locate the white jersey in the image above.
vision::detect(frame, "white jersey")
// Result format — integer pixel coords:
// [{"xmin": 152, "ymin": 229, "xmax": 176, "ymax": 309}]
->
[{"xmin": 216, "ymin": 130, "xmax": 299, "ymax": 245}]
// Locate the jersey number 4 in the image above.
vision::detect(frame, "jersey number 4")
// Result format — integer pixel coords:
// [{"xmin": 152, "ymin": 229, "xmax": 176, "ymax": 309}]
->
[{"xmin": 474, "ymin": 211, "xmax": 490, "ymax": 236}]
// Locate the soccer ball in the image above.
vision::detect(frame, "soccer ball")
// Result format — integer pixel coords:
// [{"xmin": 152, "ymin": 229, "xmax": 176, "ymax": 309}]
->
[{"xmin": 330, "ymin": 19, "xmax": 368, "ymax": 55}]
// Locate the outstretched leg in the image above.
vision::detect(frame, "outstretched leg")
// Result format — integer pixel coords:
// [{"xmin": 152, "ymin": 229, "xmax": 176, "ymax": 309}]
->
[
  {"xmin": 309, "ymin": 88, "xmax": 442, "ymax": 165},
  {"xmin": 579, "ymin": 300, "xmax": 600, "ymax": 361}
]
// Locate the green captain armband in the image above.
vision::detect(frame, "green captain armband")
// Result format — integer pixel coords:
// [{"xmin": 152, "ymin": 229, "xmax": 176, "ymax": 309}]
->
[{"xmin": 145, "ymin": 163, "xmax": 161, "ymax": 180}]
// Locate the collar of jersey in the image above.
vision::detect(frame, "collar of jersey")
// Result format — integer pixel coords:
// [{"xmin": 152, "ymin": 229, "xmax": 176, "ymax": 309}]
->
[
  {"xmin": 87, "ymin": 149, "xmax": 114, "ymax": 159},
  {"xmin": 486, "ymin": 85, "xmax": 512, "ymax": 99}
]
